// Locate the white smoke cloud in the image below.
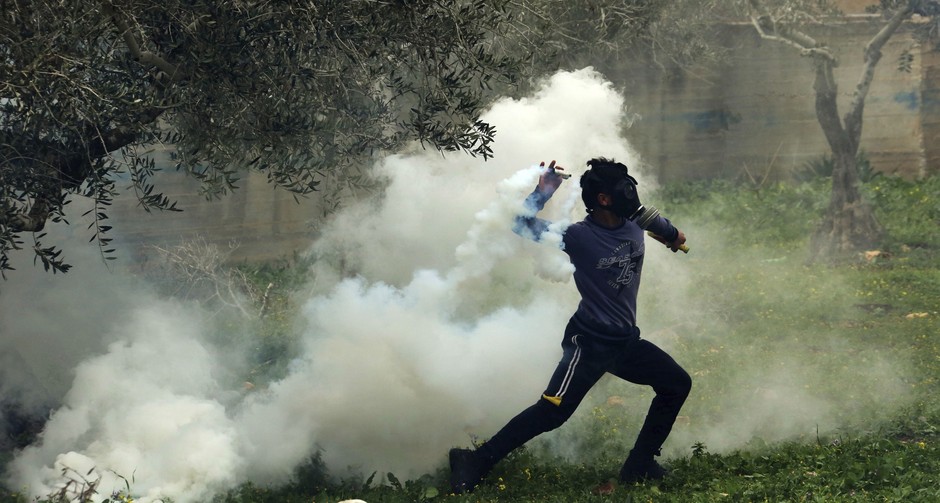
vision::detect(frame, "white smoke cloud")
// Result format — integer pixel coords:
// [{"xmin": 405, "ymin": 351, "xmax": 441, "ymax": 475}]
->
[
  {"xmin": 0, "ymin": 239, "xmax": 142, "ymax": 415},
  {"xmin": 7, "ymin": 302, "xmax": 243, "ymax": 502},
  {"xmin": 2, "ymin": 68, "xmax": 638, "ymax": 501},
  {"xmin": 0, "ymin": 67, "xmax": 914, "ymax": 502},
  {"xmin": 234, "ymin": 67, "xmax": 637, "ymax": 482}
]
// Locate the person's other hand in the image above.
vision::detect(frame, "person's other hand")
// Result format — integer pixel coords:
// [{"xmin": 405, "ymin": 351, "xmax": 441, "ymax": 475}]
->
[
  {"xmin": 537, "ymin": 160, "xmax": 567, "ymax": 194},
  {"xmin": 669, "ymin": 230, "xmax": 687, "ymax": 253}
]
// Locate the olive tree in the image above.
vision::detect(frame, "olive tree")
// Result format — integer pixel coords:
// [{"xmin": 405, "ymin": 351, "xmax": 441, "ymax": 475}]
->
[
  {"xmin": 0, "ymin": 0, "xmax": 517, "ymax": 275},
  {"xmin": 746, "ymin": 0, "xmax": 938, "ymax": 259}
]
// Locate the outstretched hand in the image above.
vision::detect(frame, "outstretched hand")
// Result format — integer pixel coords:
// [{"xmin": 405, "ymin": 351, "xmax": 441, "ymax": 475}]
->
[{"xmin": 537, "ymin": 160, "xmax": 568, "ymax": 195}]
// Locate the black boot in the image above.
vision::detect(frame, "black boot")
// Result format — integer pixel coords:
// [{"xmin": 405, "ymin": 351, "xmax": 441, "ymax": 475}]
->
[
  {"xmin": 449, "ymin": 448, "xmax": 494, "ymax": 494},
  {"xmin": 619, "ymin": 449, "xmax": 667, "ymax": 484}
]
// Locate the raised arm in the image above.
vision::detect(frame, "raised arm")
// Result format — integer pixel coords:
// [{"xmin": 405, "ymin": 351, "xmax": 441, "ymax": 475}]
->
[{"xmin": 512, "ymin": 160, "xmax": 568, "ymax": 242}]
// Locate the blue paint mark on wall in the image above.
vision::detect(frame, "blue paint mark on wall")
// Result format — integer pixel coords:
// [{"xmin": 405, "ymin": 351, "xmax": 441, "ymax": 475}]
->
[
  {"xmin": 680, "ymin": 108, "xmax": 742, "ymax": 134},
  {"xmin": 894, "ymin": 90, "xmax": 919, "ymax": 110}
]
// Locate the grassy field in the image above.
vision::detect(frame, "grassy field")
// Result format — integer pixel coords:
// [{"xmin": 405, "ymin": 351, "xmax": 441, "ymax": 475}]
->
[{"xmin": 2, "ymin": 173, "xmax": 938, "ymax": 503}]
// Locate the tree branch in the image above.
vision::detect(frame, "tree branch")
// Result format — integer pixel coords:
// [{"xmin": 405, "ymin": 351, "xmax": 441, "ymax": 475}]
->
[
  {"xmin": 844, "ymin": 2, "xmax": 915, "ymax": 144},
  {"xmin": 747, "ymin": 0, "xmax": 837, "ymax": 62},
  {"xmin": 813, "ymin": 58, "xmax": 848, "ymax": 153},
  {"xmin": 92, "ymin": 107, "xmax": 166, "ymax": 155},
  {"xmin": 7, "ymin": 201, "xmax": 50, "ymax": 232},
  {"xmin": 102, "ymin": 1, "xmax": 184, "ymax": 82},
  {"xmin": 1, "ymin": 105, "xmax": 165, "ymax": 232}
]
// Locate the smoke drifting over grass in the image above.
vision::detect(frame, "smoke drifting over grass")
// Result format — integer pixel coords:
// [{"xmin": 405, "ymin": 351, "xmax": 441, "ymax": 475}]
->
[{"xmin": 1, "ymin": 68, "xmax": 914, "ymax": 502}]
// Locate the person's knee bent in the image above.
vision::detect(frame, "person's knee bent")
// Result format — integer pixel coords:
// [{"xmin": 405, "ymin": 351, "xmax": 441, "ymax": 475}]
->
[
  {"xmin": 673, "ymin": 367, "xmax": 692, "ymax": 400},
  {"xmin": 658, "ymin": 367, "xmax": 692, "ymax": 401}
]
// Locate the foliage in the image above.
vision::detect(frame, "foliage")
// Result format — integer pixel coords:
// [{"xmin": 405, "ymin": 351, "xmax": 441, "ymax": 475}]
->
[
  {"xmin": 495, "ymin": 1, "xmax": 669, "ymax": 77},
  {"xmin": 234, "ymin": 255, "xmax": 315, "ymax": 385},
  {"xmin": 865, "ymin": 174, "xmax": 940, "ymax": 250},
  {"xmin": 0, "ymin": 0, "xmax": 520, "ymax": 275},
  {"xmin": 655, "ymin": 177, "xmax": 832, "ymax": 249},
  {"xmin": 796, "ymin": 151, "xmax": 877, "ymax": 183}
]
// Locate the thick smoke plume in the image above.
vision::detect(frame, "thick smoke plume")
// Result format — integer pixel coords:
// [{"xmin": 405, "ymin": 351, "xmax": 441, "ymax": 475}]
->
[{"xmin": 1, "ymin": 68, "xmax": 912, "ymax": 502}]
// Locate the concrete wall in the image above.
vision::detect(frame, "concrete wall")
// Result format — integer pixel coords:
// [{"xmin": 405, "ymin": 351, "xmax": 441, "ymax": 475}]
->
[
  {"xmin": 110, "ymin": 16, "xmax": 938, "ymax": 265},
  {"xmin": 110, "ymin": 156, "xmax": 321, "ymax": 267},
  {"xmin": 622, "ymin": 20, "xmax": 932, "ymax": 183},
  {"xmin": 920, "ymin": 41, "xmax": 940, "ymax": 173}
]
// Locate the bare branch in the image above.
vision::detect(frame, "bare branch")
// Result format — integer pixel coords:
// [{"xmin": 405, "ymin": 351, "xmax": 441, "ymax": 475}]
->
[
  {"xmin": 747, "ymin": 0, "xmax": 836, "ymax": 62},
  {"xmin": 148, "ymin": 238, "xmax": 258, "ymax": 318},
  {"xmin": 844, "ymin": 2, "xmax": 915, "ymax": 140}
]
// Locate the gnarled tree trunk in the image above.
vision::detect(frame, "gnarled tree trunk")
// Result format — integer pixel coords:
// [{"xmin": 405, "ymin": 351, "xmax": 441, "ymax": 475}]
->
[
  {"xmin": 809, "ymin": 150, "xmax": 883, "ymax": 260},
  {"xmin": 807, "ymin": 56, "xmax": 883, "ymax": 261}
]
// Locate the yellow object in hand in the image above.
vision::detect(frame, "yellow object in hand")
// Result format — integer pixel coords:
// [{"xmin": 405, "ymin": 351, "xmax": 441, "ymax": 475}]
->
[{"xmin": 647, "ymin": 232, "xmax": 690, "ymax": 254}]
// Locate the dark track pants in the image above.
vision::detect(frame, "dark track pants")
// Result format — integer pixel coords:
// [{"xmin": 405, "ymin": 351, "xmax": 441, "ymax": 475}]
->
[{"xmin": 478, "ymin": 323, "xmax": 692, "ymax": 463}]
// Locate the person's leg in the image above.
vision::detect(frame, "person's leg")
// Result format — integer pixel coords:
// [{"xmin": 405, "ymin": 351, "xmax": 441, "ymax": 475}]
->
[
  {"xmin": 481, "ymin": 333, "xmax": 611, "ymax": 458},
  {"xmin": 610, "ymin": 338, "xmax": 692, "ymax": 481},
  {"xmin": 450, "ymin": 333, "xmax": 605, "ymax": 493}
]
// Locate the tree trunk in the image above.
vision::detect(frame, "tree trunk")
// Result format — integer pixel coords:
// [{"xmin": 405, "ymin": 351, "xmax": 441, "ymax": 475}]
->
[
  {"xmin": 808, "ymin": 58, "xmax": 884, "ymax": 262},
  {"xmin": 809, "ymin": 149, "xmax": 883, "ymax": 261}
]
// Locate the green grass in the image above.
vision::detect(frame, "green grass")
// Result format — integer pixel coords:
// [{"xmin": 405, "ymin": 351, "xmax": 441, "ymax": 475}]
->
[{"xmin": 2, "ymin": 174, "xmax": 938, "ymax": 503}]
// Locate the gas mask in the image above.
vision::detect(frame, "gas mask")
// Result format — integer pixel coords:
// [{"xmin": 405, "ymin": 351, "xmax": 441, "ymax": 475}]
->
[
  {"xmin": 600, "ymin": 175, "xmax": 664, "ymax": 232},
  {"xmin": 601, "ymin": 175, "xmax": 642, "ymax": 219}
]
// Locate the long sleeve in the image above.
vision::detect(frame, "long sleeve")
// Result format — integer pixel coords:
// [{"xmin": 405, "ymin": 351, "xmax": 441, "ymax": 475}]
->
[
  {"xmin": 512, "ymin": 189, "xmax": 553, "ymax": 241},
  {"xmin": 644, "ymin": 213, "xmax": 679, "ymax": 243}
]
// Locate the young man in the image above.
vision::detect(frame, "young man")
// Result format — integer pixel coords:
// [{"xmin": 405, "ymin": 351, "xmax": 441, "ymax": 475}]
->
[{"xmin": 449, "ymin": 158, "xmax": 692, "ymax": 493}]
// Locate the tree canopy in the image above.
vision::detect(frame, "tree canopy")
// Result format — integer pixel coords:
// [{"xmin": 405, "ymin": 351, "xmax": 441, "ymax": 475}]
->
[{"xmin": 1, "ymin": 0, "xmax": 522, "ymax": 274}]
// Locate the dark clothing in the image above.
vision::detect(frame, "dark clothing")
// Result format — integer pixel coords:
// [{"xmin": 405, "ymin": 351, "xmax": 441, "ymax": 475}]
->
[
  {"xmin": 477, "ymin": 317, "xmax": 691, "ymax": 463},
  {"xmin": 482, "ymin": 186, "xmax": 692, "ymax": 467},
  {"xmin": 515, "ymin": 190, "xmax": 679, "ymax": 340},
  {"xmin": 563, "ymin": 216, "xmax": 647, "ymax": 340}
]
